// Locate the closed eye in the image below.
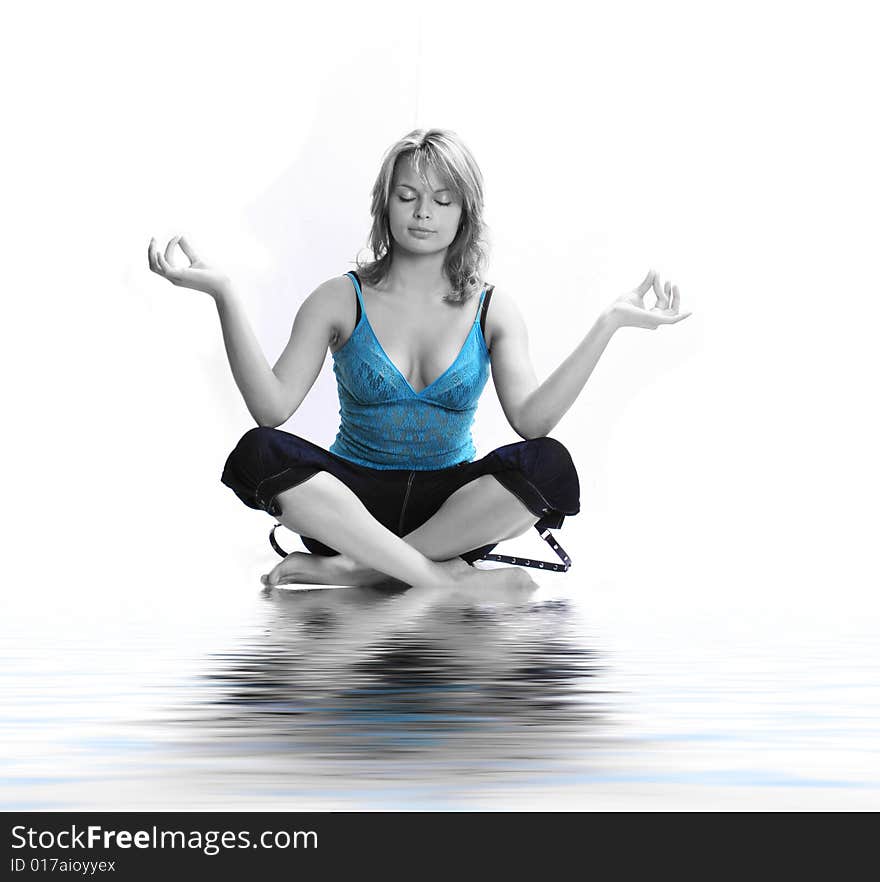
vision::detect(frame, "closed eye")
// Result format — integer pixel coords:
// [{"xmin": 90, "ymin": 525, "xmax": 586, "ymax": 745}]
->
[{"xmin": 398, "ymin": 197, "xmax": 452, "ymax": 206}]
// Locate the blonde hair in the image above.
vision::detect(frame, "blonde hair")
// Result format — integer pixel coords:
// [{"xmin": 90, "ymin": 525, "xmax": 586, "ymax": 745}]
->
[{"xmin": 355, "ymin": 128, "xmax": 489, "ymax": 304}]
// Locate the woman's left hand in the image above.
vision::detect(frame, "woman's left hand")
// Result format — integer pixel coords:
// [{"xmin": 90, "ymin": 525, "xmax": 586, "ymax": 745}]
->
[{"xmin": 605, "ymin": 270, "xmax": 692, "ymax": 330}]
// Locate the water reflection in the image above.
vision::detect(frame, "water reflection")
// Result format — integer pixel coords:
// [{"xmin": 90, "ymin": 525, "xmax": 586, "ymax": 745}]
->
[
  {"xmin": 6, "ymin": 586, "xmax": 880, "ymax": 809},
  {"xmin": 170, "ymin": 585, "xmax": 612, "ymax": 801}
]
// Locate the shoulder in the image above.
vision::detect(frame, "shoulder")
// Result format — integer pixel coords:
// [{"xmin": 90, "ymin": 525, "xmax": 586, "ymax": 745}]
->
[
  {"xmin": 482, "ymin": 285, "xmax": 527, "ymax": 352},
  {"xmin": 296, "ymin": 274, "xmax": 357, "ymax": 343},
  {"xmin": 307, "ymin": 273, "xmax": 356, "ymax": 308}
]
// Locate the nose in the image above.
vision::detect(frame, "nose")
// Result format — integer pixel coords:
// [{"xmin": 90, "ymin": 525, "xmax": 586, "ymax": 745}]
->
[{"xmin": 414, "ymin": 195, "xmax": 431, "ymax": 220}]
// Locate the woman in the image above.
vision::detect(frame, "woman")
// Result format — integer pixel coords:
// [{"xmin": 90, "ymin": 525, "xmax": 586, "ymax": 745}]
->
[{"xmin": 147, "ymin": 129, "xmax": 690, "ymax": 591}]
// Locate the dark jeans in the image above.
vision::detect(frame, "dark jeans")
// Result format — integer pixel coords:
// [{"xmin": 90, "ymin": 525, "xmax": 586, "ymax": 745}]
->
[{"xmin": 220, "ymin": 428, "xmax": 580, "ymax": 563}]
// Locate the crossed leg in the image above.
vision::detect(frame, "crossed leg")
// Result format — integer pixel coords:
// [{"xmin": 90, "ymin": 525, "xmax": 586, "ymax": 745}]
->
[{"xmin": 263, "ymin": 473, "xmax": 539, "ymax": 588}]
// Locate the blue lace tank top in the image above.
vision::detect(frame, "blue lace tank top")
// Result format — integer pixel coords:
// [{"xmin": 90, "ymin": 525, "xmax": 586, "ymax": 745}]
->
[{"xmin": 329, "ymin": 271, "xmax": 491, "ymax": 469}]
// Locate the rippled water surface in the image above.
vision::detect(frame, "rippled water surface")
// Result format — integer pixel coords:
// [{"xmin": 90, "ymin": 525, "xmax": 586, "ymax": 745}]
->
[{"xmin": 3, "ymin": 577, "xmax": 879, "ymax": 810}]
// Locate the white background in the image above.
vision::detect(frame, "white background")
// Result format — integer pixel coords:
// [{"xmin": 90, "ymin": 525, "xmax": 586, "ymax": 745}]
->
[{"xmin": 3, "ymin": 0, "xmax": 878, "ymax": 624}]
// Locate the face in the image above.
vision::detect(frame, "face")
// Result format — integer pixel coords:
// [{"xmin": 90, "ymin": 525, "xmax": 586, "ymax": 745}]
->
[{"xmin": 387, "ymin": 154, "xmax": 463, "ymax": 256}]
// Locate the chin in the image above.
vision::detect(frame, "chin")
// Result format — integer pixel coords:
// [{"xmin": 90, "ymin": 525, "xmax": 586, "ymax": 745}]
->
[
  {"xmin": 393, "ymin": 235, "xmax": 451, "ymax": 254},
  {"xmin": 413, "ymin": 238, "xmax": 448, "ymax": 248}
]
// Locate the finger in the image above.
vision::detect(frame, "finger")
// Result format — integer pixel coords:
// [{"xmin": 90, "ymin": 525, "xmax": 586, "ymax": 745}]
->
[
  {"xmin": 635, "ymin": 269, "xmax": 654, "ymax": 296},
  {"xmin": 164, "ymin": 234, "xmax": 181, "ymax": 267},
  {"xmin": 155, "ymin": 250, "xmax": 179, "ymax": 282},
  {"xmin": 653, "ymin": 273, "xmax": 669, "ymax": 309},
  {"xmin": 150, "ymin": 237, "xmax": 164, "ymax": 273},
  {"xmin": 177, "ymin": 234, "xmax": 200, "ymax": 265},
  {"xmin": 148, "ymin": 238, "xmax": 158, "ymax": 272},
  {"xmin": 150, "ymin": 239, "xmax": 164, "ymax": 275},
  {"xmin": 664, "ymin": 280, "xmax": 674, "ymax": 312},
  {"xmin": 671, "ymin": 285, "xmax": 681, "ymax": 312}
]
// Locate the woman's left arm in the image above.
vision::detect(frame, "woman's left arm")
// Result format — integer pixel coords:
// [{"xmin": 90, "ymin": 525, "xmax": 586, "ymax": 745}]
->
[{"xmin": 489, "ymin": 270, "xmax": 691, "ymax": 439}]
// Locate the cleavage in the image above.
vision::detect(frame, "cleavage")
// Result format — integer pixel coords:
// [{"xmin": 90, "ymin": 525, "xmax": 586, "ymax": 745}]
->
[{"xmin": 367, "ymin": 301, "xmax": 475, "ymax": 393}]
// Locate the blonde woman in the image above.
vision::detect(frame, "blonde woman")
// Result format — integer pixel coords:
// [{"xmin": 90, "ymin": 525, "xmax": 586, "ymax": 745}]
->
[{"xmin": 147, "ymin": 129, "xmax": 689, "ymax": 591}]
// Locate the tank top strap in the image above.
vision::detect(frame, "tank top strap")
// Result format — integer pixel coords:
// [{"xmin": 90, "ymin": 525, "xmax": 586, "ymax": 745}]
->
[
  {"xmin": 346, "ymin": 271, "xmax": 364, "ymax": 325},
  {"xmin": 477, "ymin": 284, "xmax": 496, "ymax": 337},
  {"xmin": 346, "ymin": 271, "xmax": 366, "ymax": 308},
  {"xmin": 473, "ymin": 286, "xmax": 488, "ymax": 325}
]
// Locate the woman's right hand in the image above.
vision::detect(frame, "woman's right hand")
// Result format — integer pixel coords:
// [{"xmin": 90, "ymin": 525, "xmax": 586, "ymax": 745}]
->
[{"xmin": 147, "ymin": 234, "xmax": 231, "ymax": 298}]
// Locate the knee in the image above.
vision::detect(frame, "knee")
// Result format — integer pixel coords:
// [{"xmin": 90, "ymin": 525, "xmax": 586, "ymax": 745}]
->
[
  {"xmin": 519, "ymin": 437, "xmax": 580, "ymax": 508},
  {"xmin": 526, "ymin": 435, "xmax": 571, "ymax": 458},
  {"xmin": 222, "ymin": 426, "xmax": 273, "ymax": 475},
  {"xmin": 524, "ymin": 436, "xmax": 577, "ymax": 474},
  {"xmin": 232, "ymin": 425, "xmax": 311, "ymax": 467},
  {"xmin": 235, "ymin": 425, "xmax": 278, "ymax": 455}
]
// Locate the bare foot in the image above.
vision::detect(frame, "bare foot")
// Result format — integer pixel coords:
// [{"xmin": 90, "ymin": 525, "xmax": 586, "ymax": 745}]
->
[
  {"xmin": 415, "ymin": 559, "xmax": 538, "ymax": 602},
  {"xmin": 435, "ymin": 558, "xmax": 475, "ymax": 579},
  {"xmin": 262, "ymin": 552, "xmax": 536, "ymax": 603},
  {"xmin": 262, "ymin": 552, "xmax": 373, "ymax": 587}
]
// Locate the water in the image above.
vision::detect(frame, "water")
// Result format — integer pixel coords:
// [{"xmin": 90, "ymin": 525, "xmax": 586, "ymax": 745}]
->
[{"xmin": 3, "ymin": 578, "xmax": 879, "ymax": 810}]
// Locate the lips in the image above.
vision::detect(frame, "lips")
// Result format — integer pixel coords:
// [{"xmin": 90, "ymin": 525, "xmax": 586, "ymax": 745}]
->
[{"xmin": 408, "ymin": 228, "xmax": 435, "ymax": 235}]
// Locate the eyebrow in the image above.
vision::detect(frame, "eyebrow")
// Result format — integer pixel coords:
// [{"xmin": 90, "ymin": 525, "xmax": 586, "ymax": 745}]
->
[{"xmin": 394, "ymin": 181, "xmax": 451, "ymax": 193}]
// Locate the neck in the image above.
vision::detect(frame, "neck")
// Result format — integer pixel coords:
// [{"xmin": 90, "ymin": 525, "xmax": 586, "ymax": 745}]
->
[{"xmin": 383, "ymin": 249, "xmax": 450, "ymax": 301}]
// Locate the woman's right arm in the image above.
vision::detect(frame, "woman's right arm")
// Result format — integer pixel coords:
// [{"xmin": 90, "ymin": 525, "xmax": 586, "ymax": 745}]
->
[
  {"xmin": 261, "ymin": 277, "xmax": 348, "ymax": 426},
  {"xmin": 149, "ymin": 235, "xmax": 344, "ymax": 428}
]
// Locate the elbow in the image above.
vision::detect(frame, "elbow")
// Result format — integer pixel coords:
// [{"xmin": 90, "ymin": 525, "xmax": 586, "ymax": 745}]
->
[
  {"xmin": 510, "ymin": 396, "xmax": 556, "ymax": 440},
  {"xmin": 253, "ymin": 390, "xmax": 298, "ymax": 429},
  {"xmin": 253, "ymin": 405, "xmax": 290, "ymax": 429},
  {"xmin": 513, "ymin": 417, "xmax": 555, "ymax": 441},
  {"xmin": 517, "ymin": 428, "xmax": 551, "ymax": 441}
]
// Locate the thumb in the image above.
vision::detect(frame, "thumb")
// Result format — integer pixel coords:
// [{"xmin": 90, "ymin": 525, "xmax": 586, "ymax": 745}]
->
[{"xmin": 661, "ymin": 311, "xmax": 692, "ymax": 325}]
